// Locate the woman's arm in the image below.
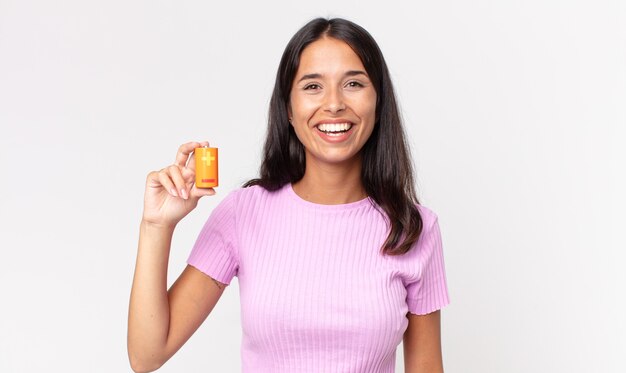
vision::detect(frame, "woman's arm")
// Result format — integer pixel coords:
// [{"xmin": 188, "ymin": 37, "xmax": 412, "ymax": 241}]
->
[
  {"xmin": 127, "ymin": 222, "xmax": 226, "ymax": 373},
  {"xmin": 403, "ymin": 310, "xmax": 444, "ymax": 373},
  {"xmin": 127, "ymin": 141, "xmax": 224, "ymax": 372}
]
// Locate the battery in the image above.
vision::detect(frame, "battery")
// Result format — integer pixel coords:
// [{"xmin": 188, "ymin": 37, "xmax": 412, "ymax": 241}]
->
[{"xmin": 194, "ymin": 146, "xmax": 218, "ymax": 188}]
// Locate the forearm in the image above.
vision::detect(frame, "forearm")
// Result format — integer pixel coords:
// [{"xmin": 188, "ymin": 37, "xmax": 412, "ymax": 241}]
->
[
  {"xmin": 403, "ymin": 311, "xmax": 444, "ymax": 373},
  {"xmin": 404, "ymin": 346, "xmax": 444, "ymax": 373},
  {"xmin": 127, "ymin": 220, "xmax": 175, "ymax": 371}
]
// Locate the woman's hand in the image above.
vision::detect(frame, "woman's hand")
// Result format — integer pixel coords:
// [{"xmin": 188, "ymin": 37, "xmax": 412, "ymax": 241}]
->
[{"xmin": 142, "ymin": 141, "xmax": 216, "ymax": 228}]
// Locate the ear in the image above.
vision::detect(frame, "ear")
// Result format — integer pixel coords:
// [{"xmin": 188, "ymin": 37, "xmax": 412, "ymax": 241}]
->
[{"xmin": 287, "ymin": 104, "xmax": 293, "ymax": 125}]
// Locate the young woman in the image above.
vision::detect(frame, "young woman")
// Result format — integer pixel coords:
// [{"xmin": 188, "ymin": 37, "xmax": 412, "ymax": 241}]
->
[{"xmin": 128, "ymin": 17, "xmax": 450, "ymax": 373}]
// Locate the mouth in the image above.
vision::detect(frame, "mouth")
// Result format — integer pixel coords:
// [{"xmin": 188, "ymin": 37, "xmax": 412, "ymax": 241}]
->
[{"xmin": 315, "ymin": 122, "xmax": 354, "ymax": 137}]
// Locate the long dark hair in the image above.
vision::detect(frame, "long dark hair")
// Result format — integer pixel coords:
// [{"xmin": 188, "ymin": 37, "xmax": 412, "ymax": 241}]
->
[{"xmin": 244, "ymin": 17, "xmax": 423, "ymax": 256}]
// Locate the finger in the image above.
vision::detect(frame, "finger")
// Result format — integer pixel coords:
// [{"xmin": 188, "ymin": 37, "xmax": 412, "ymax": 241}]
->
[
  {"xmin": 168, "ymin": 165, "xmax": 188, "ymax": 199},
  {"xmin": 146, "ymin": 170, "xmax": 162, "ymax": 188},
  {"xmin": 157, "ymin": 169, "xmax": 178, "ymax": 197},
  {"xmin": 185, "ymin": 140, "xmax": 210, "ymax": 170},
  {"xmin": 175, "ymin": 141, "xmax": 204, "ymax": 168},
  {"xmin": 190, "ymin": 186, "xmax": 216, "ymax": 199},
  {"xmin": 181, "ymin": 166, "xmax": 196, "ymax": 184}
]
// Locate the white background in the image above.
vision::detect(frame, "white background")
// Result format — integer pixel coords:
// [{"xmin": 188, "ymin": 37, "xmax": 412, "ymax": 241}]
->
[{"xmin": 1, "ymin": 0, "xmax": 624, "ymax": 372}]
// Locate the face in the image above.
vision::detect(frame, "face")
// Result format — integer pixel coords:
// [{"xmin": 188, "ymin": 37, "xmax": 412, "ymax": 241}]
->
[{"xmin": 288, "ymin": 37, "xmax": 377, "ymax": 167}]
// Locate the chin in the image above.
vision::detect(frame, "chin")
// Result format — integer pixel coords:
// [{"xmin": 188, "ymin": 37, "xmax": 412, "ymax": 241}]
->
[{"xmin": 310, "ymin": 151, "xmax": 362, "ymax": 166}]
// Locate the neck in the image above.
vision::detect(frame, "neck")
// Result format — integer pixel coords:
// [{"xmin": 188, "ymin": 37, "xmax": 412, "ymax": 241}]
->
[{"xmin": 292, "ymin": 155, "xmax": 367, "ymax": 205}]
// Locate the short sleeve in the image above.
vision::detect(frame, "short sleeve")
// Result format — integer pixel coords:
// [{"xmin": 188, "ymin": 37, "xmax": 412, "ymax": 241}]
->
[
  {"xmin": 405, "ymin": 213, "xmax": 451, "ymax": 315},
  {"xmin": 186, "ymin": 190, "xmax": 239, "ymax": 285}
]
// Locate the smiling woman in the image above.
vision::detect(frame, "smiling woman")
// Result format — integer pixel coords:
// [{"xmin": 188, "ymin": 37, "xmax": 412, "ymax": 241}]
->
[
  {"xmin": 128, "ymin": 17, "xmax": 450, "ymax": 373},
  {"xmin": 288, "ymin": 37, "xmax": 377, "ymax": 172}
]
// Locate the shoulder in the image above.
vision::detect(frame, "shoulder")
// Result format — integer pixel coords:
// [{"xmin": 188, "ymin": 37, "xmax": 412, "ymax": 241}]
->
[
  {"xmin": 385, "ymin": 204, "xmax": 444, "ymax": 277},
  {"xmin": 229, "ymin": 184, "xmax": 283, "ymax": 203},
  {"xmin": 218, "ymin": 183, "xmax": 288, "ymax": 211},
  {"xmin": 410, "ymin": 204, "xmax": 443, "ymax": 255},
  {"xmin": 415, "ymin": 203, "xmax": 439, "ymax": 229}
]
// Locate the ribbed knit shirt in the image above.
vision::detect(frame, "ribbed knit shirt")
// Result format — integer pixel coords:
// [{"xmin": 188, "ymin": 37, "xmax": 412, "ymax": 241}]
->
[{"xmin": 187, "ymin": 183, "xmax": 450, "ymax": 372}]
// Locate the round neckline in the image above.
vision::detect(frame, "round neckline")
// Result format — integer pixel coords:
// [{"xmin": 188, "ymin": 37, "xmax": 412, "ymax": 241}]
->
[{"xmin": 284, "ymin": 183, "xmax": 373, "ymax": 211}]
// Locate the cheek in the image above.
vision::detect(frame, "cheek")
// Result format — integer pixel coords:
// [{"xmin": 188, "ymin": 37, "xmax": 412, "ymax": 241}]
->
[
  {"xmin": 359, "ymin": 93, "xmax": 377, "ymax": 123},
  {"xmin": 289, "ymin": 94, "xmax": 302, "ymax": 113},
  {"xmin": 290, "ymin": 94, "xmax": 320, "ymax": 117}
]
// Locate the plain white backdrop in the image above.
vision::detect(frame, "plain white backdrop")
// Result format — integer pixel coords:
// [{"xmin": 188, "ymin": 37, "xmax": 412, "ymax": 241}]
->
[{"xmin": 1, "ymin": 0, "xmax": 624, "ymax": 372}]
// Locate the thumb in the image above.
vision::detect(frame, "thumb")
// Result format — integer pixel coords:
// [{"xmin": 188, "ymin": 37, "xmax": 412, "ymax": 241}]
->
[{"xmin": 190, "ymin": 187, "xmax": 216, "ymax": 200}]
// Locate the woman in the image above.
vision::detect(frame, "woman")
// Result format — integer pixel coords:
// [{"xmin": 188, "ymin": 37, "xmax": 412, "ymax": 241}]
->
[{"xmin": 128, "ymin": 17, "xmax": 450, "ymax": 373}]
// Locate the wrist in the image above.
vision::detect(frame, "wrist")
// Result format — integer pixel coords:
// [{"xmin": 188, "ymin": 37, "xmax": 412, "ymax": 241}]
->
[{"xmin": 140, "ymin": 219, "xmax": 176, "ymax": 233}]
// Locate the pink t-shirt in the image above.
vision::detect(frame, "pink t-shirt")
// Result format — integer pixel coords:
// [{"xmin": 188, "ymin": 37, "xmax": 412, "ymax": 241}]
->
[{"xmin": 187, "ymin": 183, "xmax": 450, "ymax": 372}]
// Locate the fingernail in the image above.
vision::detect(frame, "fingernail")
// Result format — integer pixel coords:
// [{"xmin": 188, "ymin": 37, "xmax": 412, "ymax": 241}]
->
[
  {"xmin": 170, "ymin": 188, "xmax": 178, "ymax": 197},
  {"xmin": 180, "ymin": 188, "xmax": 188, "ymax": 199}
]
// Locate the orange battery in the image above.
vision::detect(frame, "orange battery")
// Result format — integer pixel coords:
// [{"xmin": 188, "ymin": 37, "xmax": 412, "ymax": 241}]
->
[{"xmin": 194, "ymin": 146, "xmax": 218, "ymax": 188}]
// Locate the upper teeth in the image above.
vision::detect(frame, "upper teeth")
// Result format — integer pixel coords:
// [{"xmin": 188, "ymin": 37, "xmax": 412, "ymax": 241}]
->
[{"xmin": 318, "ymin": 123, "xmax": 351, "ymax": 132}]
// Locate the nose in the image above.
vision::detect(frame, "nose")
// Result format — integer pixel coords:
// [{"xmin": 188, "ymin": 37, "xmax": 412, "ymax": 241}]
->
[{"xmin": 324, "ymin": 87, "xmax": 346, "ymax": 114}]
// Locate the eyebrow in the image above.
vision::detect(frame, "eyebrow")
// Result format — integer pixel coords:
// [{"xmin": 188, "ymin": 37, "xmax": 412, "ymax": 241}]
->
[{"xmin": 296, "ymin": 70, "xmax": 368, "ymax": 83}]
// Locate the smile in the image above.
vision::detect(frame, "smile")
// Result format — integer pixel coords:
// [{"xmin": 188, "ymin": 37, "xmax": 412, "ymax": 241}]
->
[{"xmin": 316, "ymin": 122, "xmax": 354, "ymax": 136}]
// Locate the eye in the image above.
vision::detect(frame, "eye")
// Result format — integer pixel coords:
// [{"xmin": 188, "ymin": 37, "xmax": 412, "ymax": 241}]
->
[
  {"xmin": 303, "ymin": 83, "xmax": 321, "ymax": 90},
  {"xmin": 346, "ymin": 81, "xmax": 364, "ymax": 88}
]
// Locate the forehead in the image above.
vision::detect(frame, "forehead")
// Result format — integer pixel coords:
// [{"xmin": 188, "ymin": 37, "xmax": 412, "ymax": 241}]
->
[{"xmin": 296, "ymin": 37, "xmax": 366, "ymax": 76}]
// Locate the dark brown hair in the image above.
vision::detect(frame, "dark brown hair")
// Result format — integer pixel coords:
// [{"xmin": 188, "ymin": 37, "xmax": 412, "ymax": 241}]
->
[{"xmin": 244, "ymin": 17, "xmax": 423, "ymax": 255}]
